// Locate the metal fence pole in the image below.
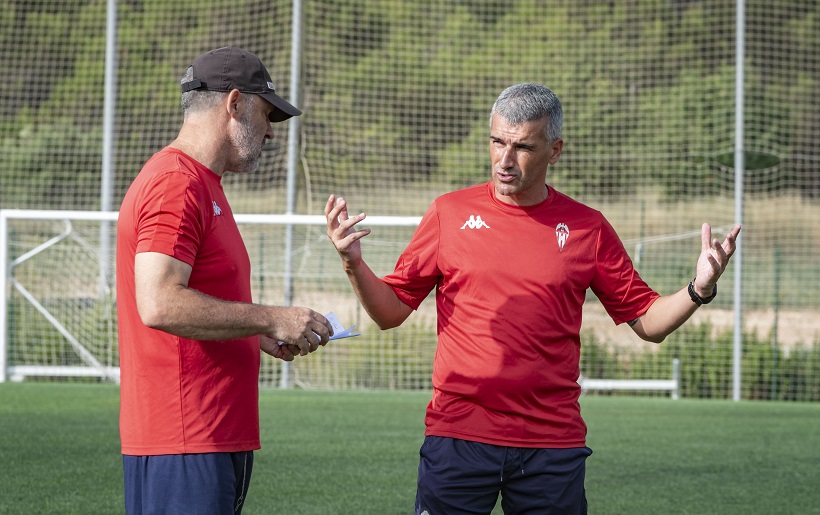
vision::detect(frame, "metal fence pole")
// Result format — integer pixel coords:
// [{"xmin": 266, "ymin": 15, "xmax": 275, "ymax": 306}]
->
[
  {"xmin": 0, "ymin": 212, "xmax": 8, "ymax": 383},
  {"xmin": 280, "ymin": 0, "xmax": 304, "ymax": 389},
  {"xmin": 732, "ymin": 0, "xmax": 745, "ymax": 402},
  {"xmin": 99, "ymin": 0, "xmax": 117, "ymax": 298},
  {"xmin": 672, "ymin": 358, "xmax": 681, "ymax": 400}
]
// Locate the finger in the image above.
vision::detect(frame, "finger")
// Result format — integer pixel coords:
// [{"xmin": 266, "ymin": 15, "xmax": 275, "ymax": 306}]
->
[
  {"xmin": 315, "ymin": 311, "xmax": 329, "ymax": 325},
  {"xmin": 337, "ymin": 227, "xmax": 372, "ymax": 251},
  {"xmin": 268, "ymin": 342, "xmax": 295, "ymax": 361},
  {"xmin": 337, "ymin": 210, "xmax": 364, "ymax": 233},
  {"xmin": 701, "ymin": 223, "xmax": 712, "ymax": 252},
  {"xmin": 324, "ymin": 194, "xmax": 337, "ymax": 218},
  {"xmin": 331, "ymin": 216, "xmax": 370, "ymax": 250},
  {"xmin": 722, "ymin": 225, "xmax": 741, "ymax": 256},
  {"xmin": 326, "ymin": 195, "xmax": 352, "ymax": 222},
  {"xmin": 319, "ymin": 315, "xmax": 334, "ymax": 338},
  {"xmin": 326, "ymin": 195, "xmax": 353, "ymax": 226},
  {"xmin": 717, "ymin": 241, "xmax": 729, "ymax": 261},
  {"xmin": 328, "ymin": 204, "xmax": 367, "ymax": 244},
  {"xmin": 324, "ymin": 317, "xmax": 334, "ymax": 338},
  {"xmin": 297, "ymin": 336, "xmax": 311, "ymax": 356},
  {"xmin": 710, "ymin": 239, "xmax": 728, "ymax": 268},
  {"xmin": 336, "ymin": 196, "xmax": 350, "ymax": 223},
  {"xmin": 312, "ymin": 314, "xmax": 333, "ymax": 339},
  {"xmin": 277, "ymin": 347, "xmax": 295, "ymax": 362},
  {"xmin": 326, "ymin": 197, "xmax": 345, "ymax": 230},
  {"xmin": 337, "ymin": 211, "xmax": 366, "ymax": 232},
  {"xmin": 310, "ymin": 338, "xmax": 322, "ymax": 352},
  {"xmin": 305, "ymin": 327, "xmax": 322, "ymax": 346}
]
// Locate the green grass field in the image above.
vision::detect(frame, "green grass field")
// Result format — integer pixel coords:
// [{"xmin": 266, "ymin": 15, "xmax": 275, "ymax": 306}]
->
[{"xmin": 0, "ymin": 384, "xmax": 818, "ymax": 514}]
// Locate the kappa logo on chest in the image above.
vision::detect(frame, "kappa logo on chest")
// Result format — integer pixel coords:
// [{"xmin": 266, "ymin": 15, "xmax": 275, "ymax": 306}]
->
[{"xmin": 460, "ymin": 215, "xmax": 491, "ymax": 230}]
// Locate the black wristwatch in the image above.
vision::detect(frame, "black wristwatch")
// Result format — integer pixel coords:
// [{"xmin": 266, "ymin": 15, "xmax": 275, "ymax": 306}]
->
[{"xmin": 688, "ymin": 279, "xmax": 717, "ymax": 306}]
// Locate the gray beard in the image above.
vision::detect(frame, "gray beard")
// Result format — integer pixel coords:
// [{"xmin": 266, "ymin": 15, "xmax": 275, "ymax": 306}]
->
[{"xmin": 227, "ymin": 115, "xmax": 262, "ymax": 174}]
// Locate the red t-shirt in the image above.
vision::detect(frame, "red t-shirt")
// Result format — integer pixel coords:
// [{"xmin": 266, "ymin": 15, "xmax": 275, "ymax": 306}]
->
[
  {"xmin": 382, "ymin": 182, "xmax": 659, "ymax": 447},
  {"xmin": 116, "ymin": 147, "xmax": 260, "ymax": 455}
]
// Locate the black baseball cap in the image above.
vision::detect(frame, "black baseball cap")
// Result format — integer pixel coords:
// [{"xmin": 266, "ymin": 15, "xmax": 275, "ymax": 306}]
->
[{"xmin": 181, "ymin": 46, "xmax": 302, "ymax": 122}]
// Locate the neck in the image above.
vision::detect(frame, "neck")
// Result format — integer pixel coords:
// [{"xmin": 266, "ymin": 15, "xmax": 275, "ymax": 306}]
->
[
  {"xmin": 495, "ymin": 184, "xmax": 549, "ymax": 206},
  {"xmin": 169, "ymin": 118, "xmax": 229, "ymax": 176}
]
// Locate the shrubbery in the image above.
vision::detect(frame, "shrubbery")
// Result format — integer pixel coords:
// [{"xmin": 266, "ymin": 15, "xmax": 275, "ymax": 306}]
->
[
  {"xmin": 7, "ymin": 296, "xmax": 819, "ymax": 400},
  {"xmin": 581, "ymin": 322, "xmax": 820, "ymax": 401}
]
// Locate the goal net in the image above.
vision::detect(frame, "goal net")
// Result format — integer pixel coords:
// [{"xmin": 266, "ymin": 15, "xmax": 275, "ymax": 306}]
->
[{"xmin": 1, "ymin": 1, "xmax": 818, "ymax": 399}]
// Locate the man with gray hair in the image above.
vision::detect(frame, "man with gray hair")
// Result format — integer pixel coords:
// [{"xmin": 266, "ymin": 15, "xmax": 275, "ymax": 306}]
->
[
  {"xmin": 325, "ymin": 83, "xmax": 740, "ymax": 513},
  {"xmin": 117, "ymin": 46, "xmax": 333, "ymax": 514}
]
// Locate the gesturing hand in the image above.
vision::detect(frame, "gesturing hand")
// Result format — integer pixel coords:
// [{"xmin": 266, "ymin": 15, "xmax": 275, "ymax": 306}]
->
[
  {"xmin": 325, "ymin": 194, "xmax": 371, "ymax": 264},
  {"xmin": 693, "ymin": 223, "xmax": 742, "ymax": 296}
]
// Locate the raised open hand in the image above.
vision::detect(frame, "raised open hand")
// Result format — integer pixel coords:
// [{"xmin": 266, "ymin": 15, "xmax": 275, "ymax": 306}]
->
[{"xmin": 693, "ymin": 223, "xmax": 741, "ymax": 296}]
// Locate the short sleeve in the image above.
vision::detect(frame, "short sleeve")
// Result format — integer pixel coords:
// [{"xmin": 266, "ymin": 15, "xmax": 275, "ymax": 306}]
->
[
  {"xmin": 382, "ymin": 201, "xmax": 443, "ymax": 310},
  {"xmin": 134, "ymin": 171, "xmax": 206, "ymax": 267},
  {"xmin": 590, "ymin": 218, "xmax": 660, "ymax": 325}
]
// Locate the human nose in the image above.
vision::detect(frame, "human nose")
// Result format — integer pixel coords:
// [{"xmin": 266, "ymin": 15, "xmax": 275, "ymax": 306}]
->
[
  {"xmin": 499, "ymin": 146, "xmax": 515, "ymax": 169},
  {"xmin": 265, "ymin": 120, "xmax": 274, "ymax": 140}
]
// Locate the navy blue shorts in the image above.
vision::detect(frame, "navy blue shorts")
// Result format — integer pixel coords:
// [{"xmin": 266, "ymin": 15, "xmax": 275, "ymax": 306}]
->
[
  {"xmin": 415, "ymin": 436, "xmax": 592, "ymax": 515},
  {"xmin": 123, "ymin": 451, "xmax": 254, "ymax": 515}
]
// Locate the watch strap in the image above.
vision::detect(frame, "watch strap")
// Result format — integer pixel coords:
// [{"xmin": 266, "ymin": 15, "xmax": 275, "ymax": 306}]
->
[{"xmin": 688, "ymin": 279, "xmax": 717, "ymax": 306}]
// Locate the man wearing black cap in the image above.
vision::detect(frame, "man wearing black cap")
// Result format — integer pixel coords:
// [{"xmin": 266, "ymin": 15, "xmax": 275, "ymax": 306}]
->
[{"xmin": 116, "ymin": 47, "xmax": 331, "ymax": 514}]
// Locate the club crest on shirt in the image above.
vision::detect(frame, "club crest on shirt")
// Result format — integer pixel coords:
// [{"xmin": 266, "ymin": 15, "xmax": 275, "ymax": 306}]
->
[{"xmin": 556, "ymin": 223, "xmax": 569, "ymax": 252}]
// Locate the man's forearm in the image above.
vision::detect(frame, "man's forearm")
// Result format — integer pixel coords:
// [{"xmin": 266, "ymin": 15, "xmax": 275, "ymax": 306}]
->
[
  {"xmin": 343, "ymin": 259, "xmax": 412, "ymax": 330},
  {"xmin": 140, "ymin": 285, "xmax": 274, "ymax": 340},
  {"xmin": 631, "ymin": 287, "xmax": 700, "ymax": 343}
]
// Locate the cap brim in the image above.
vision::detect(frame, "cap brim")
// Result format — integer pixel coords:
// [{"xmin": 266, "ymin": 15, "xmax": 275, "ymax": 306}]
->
[{"xmin": 260, "ymin": 92, "xmax": 302, "ymax": 122}]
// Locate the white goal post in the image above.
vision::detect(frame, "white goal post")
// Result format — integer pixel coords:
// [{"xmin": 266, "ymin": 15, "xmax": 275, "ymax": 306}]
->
[
  {"xmin": 0, "ymin": 209, "xmax": 420, "ymax": 384},
  {"xmin": 1, "ymin": 209, "xmax": 120, "ymax": 383}
]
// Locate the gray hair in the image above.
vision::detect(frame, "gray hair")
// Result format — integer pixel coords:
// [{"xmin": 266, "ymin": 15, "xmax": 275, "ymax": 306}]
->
[
  {"xmin": 180, "ymin": 65, "xmax": 229, "ymax": 118},
  {"xmin": 490, "ymin": 83, "xmax": 563, "ymax": 143}
]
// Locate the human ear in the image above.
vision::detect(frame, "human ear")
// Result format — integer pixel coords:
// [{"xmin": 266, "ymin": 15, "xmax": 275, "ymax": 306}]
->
[
  {"xmin": 549, "ymin": 138, "xmax": 564, "ymax": 164},
  {"xmin": 225, "ymin": 89, "xmax": 242, "ymax": 119}
]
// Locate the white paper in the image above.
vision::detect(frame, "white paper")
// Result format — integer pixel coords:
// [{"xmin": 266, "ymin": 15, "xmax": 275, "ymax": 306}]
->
[
  {"xmin": 277, "ymin": 311, "xmax": 359, "ymax": 345},
  {"xmin": 325, "ymin": 311, "xmax": 360, "ymax": 340}
]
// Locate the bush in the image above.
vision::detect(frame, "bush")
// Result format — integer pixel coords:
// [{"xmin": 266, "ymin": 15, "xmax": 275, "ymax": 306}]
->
[{"xmin": 581, "ymin": 323, "xmax": 820, "ymax": 401}]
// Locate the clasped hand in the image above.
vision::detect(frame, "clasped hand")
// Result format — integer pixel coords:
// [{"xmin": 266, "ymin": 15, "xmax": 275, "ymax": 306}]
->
[{"xmin": 259, "ymin": 307, "xmax": 333, "ymax": 361}]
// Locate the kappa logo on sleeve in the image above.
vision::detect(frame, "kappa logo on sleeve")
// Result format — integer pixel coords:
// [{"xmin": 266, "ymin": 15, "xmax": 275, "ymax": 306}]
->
[
  {"xmin": 460, "ymin": 215, "xmax": 491, "ymax": 230},
  {"xmin": 556, "ymin": 223, "xmax": 569, "ymax": 252},
  {"xmin": 212, "ymin": 201, "xmax": 223, "ymax": 216}
]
